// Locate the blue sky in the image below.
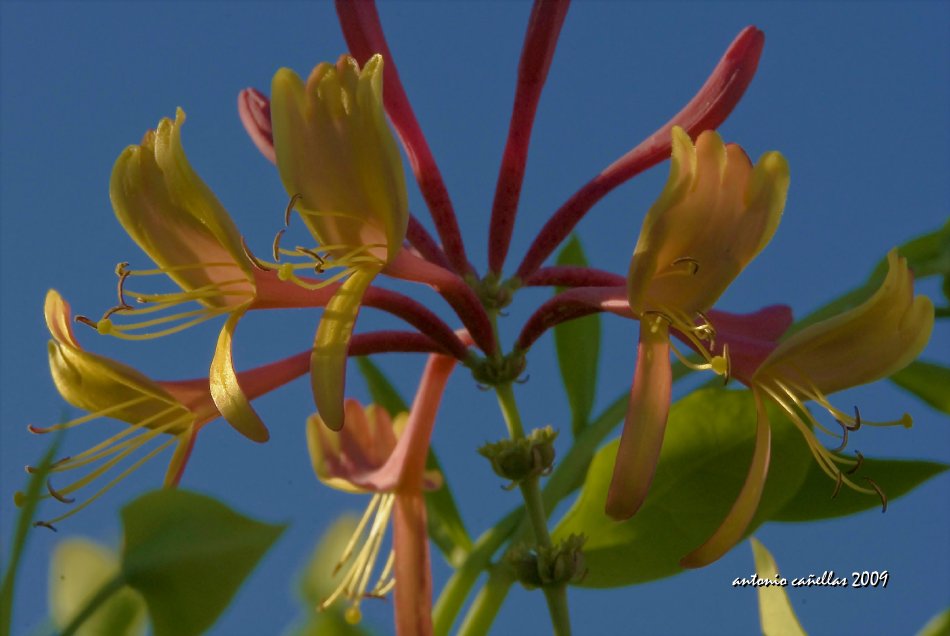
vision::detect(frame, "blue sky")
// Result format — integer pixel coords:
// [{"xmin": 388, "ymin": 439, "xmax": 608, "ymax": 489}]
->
[{"xmin": 2, "ymin": 2, "xmax": 948, "ymax": 635}]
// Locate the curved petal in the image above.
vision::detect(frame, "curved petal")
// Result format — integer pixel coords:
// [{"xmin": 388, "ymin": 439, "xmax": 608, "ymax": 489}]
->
[
  {"xmin": 209, "ymin": 306, "xmax": 270, "ymax": 442},
  {"xmin": 606, "ymin": 316, "xmax": 673, "ymax": 519},
  {"xmin": 758, "ymin": 250, "xmax": 934, "ymax": 393},
  {"xmin": 628, "ymin": 127, "xmax": 789, "ymax": 315},
  {"xmin": 110, "ymin": 109, "xmax": 254, "ymax": 307},
  {"xmin": 312, "ymin": 265, "xmax": 382, "ymax": 430},
  {"xmin": 271, "ymin": 56, "xmax": 408, "ymax": 264},
  {"xmin": 45, "ymin": 290, "xmax": 189, "ymax": 432},
  {"xmin": 680, "ymin": 390, "xmax": 772, "ymax": 568}
]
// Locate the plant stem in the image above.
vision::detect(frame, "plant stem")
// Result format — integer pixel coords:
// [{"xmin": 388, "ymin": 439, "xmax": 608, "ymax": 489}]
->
[
  {"xmin": 455, "ymin": 564, "xmax": 515, "ymax": 636},
  {"xmin": 494, "ymin": 381, "xmax": 572, "ymax": 635},
  {"xmin": 59, "ymin": 575, "xmax": 125, "ymax": 636}
]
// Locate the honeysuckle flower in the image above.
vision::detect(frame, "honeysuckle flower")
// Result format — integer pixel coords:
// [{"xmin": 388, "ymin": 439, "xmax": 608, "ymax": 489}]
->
[
  {"xmin": 101, "ymin": 107, "xmax": 308, "ymax": 442},
  {"xmin": 306, "ymin": 353, "xmax": 458, "ymax": 636},
  {"xmin": 680, "ymin": 250, "xmax": 934, "ymax": 568},
  {"xmin": 28, "ymin": 290, "xmax": 314, "ymax": 526},
  {"xmin": 270, "ymin": 54, "xmax": 410, "ymax": 432},
  {"xmin": 606, "ymin": 126, "xmax": 790, "ymax": 520}
]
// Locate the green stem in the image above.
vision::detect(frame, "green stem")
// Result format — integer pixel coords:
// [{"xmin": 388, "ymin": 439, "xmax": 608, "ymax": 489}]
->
[
  {"xmin": 59, "ymin": 575, "xmax": 125, "ymax": 636},
  {"xmin": 494, "ymin": 382, "xmax": 571, "ymax": 635},
  {"xmin": 438, "ymin": 392, "xmax": 628, "ymax": 634},
  {"xmin": 1, "ymin": 437, "xmax": 62, "ymax": 636},
  {"xmin": 455, "ymin": 565, "xmax": 515, "ymax": 636}
]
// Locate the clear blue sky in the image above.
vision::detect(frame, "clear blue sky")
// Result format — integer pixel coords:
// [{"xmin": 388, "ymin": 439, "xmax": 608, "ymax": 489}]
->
[{"xmin": 2, "ymin": 2, "xmax": 948, "ymax": 634}]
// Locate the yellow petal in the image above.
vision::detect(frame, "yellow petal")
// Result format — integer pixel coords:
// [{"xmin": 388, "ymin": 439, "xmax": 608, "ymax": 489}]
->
[
  {"xmin": 758, "ymin": 250, "xmax": 934, "ymax": 393},
  {"xmin": 311, "ymin": 265, "xmax": 382, "ymax": 431},
  {"xmin": 271, "ymin": 55, "xmax": 408, "ymax": 265},
  {"xmin": 45, "ymin": 290, "xmax": 189, "ymax": 433},
  {"xmin": 680, "ymin": 390, "xmax": 772, "ymax": 568},
  {"xmin": 209, "ymin": 307, "xmax": 270, "ymax": 442},
  {"xmin": 628, "ymin": 127, "xmax": 789, "ymax": 315},
  {"xmin": 110, "ymin": 108, "xmax": 253, "ymax": 307}
]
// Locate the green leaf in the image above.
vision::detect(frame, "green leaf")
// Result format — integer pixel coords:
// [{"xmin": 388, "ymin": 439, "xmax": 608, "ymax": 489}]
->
[
  {"xmin": 119, "ymin": 490, "xmax": 285, "ymax": 636},
  {"xmin": 554, "ymin": 235, "xmax": 601, "ymax": 436},
  {"xmin": 770, "ymin": 457, "xmax": 947, "ymax": 522},
  {"xmin": 50, "ymin": 538, "xmax": 146, "ymax": 636},
  {"xmin": 918, "ymin": 608, "xmax": 950, "ymax": 636},
  {"xmin": 890, "ymin": 360, "xmax": 950, "ymax": 414},
  {"xmin": 793, "ymin": 220, "xmax": 950, "ymax": 334},
  {"xmin": 288, "ymin": 514, "xmax": 373, "ymax": 636},
  {"xmin": 355, "ymin": 357, "xmax": 472, "ymax": 562},
  {"xmin": 554, "ymin": 388, "xmax": 812, "ymax": 588},
  {"xmin": 750, "ymin": 538, "xmax": 806, "ymax": 636}
]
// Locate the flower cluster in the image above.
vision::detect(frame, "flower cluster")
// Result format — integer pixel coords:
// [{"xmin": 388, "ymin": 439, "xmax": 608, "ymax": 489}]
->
[{"xmin": 26, "ymin": 2, "xmax": 934, "ymax": 634}]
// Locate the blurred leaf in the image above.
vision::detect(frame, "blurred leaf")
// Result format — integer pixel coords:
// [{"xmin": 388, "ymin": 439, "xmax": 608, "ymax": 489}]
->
[
  {"xmin": 356, "ymin": 356, "xmax": 409, "ymax": 415},
  {"xmin": 771, "ymin": 457, "xmax": 947, "ymax": 522},
  {"xmin": 890, "ymin": 360, "xmax": 950, "ymax": 414},
  {"xmin": 554, "ymin": 388, "xmax": 811, "ymax": 587},
  {"xmin": 355, "ymin": 357, "xmax": 472, "ymax": 561},
  {"xmin": 297, "ymin": 515, "xmax": 361, "ymax": 607},
  {"xmin": 119, "ymin": 489, "xmax": 285, "ymax": 636},
  {"xmin": 290, "ymin": 611, "xmax": 372, "ymax": 636},
  {"xmin": 287, "ymin": 514, "xmax": 372, "ymax": 636},
  {"xmin": 750, "ymin": 538, "xmax": 806, "ymax": 636},
  {"xmin": 554, "ymin": 235, "xmax": 601, "ymax": 436},
  {"xmin": 918, "ymin": 608, "xmax": 950, "ymax": 636},
  {"xmin": 1, "ymin": 436, "xmax": 62, "ymax": 636},
  {"xmin": 793, "ymin": 220, "xmax": 949, "ymax": 334},
  {"xmin": 50, "ymin": 538, "xmax": 146, "ymax": 636}
]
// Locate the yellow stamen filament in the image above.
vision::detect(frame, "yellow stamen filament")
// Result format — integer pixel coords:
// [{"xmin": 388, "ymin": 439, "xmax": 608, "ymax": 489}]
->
[
  {"xmin": 319, "ymin": 493, "xmax": 397, "ymax": 622},
  {"xmin": 27, "ymin": 396, "xmax": 154, "ymax": 434},
  {"xmin": 36, "ymin": 437, "xmax": 176, "ymax": 526},
  {"xmin": 759, "ymin": 382, "xmax": 877, "ymax": 499}
]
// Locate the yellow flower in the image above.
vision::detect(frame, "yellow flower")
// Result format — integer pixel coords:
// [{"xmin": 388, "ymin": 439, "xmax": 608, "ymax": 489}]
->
[
  {"xmin": 306, "ymin": 354, "xmax": 457, "ymax": 635},
  {"xmin": 105, "ymin": 108, "xmax": 270, "ymax": 442},
  {"xmin": 681, "ymin": 250, "xmax": 934, "ymax": 567},
  {"xmin": 607, "ymin": 127, "xmax": 790, "ymax": 519},
  {"xmin": 26, "ymin": 290, "xmax": 218, "ymax": 526},
  {"xmin": 270, "ymin": 55, "xmax": 409, "ymax": 430}
]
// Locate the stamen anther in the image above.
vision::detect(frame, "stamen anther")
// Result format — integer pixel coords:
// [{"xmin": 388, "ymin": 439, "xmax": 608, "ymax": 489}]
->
[
  {"xmin": 272, "ymin": 229, "xmax": 286, "ymax": 262},
  {"xmin": 33, "ymin": 520, "xmax": 58, "ymax": 532},
  {"xmin": 832, "ymin": 471, "xmax": 843, "ymax": 499},
  {"xmin": 864, "ymin": 477, "xmax": 887, "ymax": 513},
  {"xmin": 46, "ymin": 479, "xmax": 75, "ymax": 504},
  {"xmin": 285, "ymin": 193, "xmax": 302, "ymax": 227},
  {"xmin": 846, "ymin": 450, "xmax": 864, "ymax": 475},
  {"xmin": 831, "ymin": 420, "xmax": 850, "ymax": 453},
  {"xmin": 241, "ymin": 236, "xmax": 274, "ymax": 272},
  {"xmin": 75, "ymin": 315, "xmax": 99, "ymax": 330}
]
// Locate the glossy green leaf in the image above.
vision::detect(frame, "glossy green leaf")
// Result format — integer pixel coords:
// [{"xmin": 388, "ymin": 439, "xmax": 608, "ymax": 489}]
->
[
  {"xmin": 918, "ymin": 608, "xmax": 950, "ymax": 636},
  {"xmin": 355, "ymin": 357, "xmax": 472, "ymax": 562},
  {"xmin": 119, "ymin": 490, "xmax": 285, "ymax": 636},
  {"xmin": 554, "ymin": 235, "xmax": 601, "ymax": 436},
  {"xmin": 750, "ymin": 538, "xmax": 806, "ymax": 636},
  {"xmin": 770, "ymin": 457, "xmax": 947, "ymax": 522},
  {"xmin": 890, "ymin": 360, "xmax": 950, "ymax": 414},
  {"xmin": 50, "ymin": 538, "xmax": 146, "ymax": 636},
  {"xmin": 554, "ymin": 388, "xmax": 812, "ymax": 587},
  {"xmin": 793, "ymin": 220, "xmax": 949, "ymax": 334}
]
